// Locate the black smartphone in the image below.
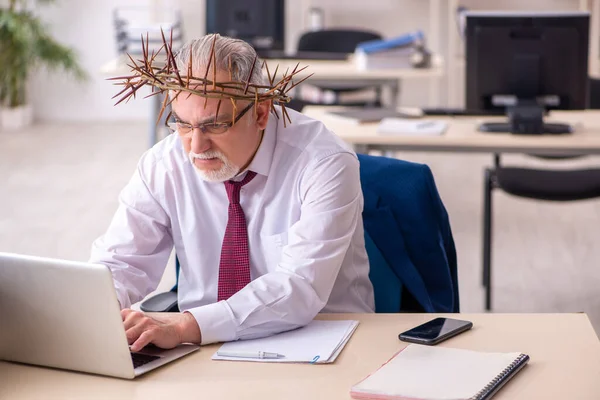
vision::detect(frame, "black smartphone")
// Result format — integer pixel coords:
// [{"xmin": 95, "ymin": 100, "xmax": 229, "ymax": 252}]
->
[{"xmin": 398, "ymin": 317, "xmax": 473, "ymax": 345}]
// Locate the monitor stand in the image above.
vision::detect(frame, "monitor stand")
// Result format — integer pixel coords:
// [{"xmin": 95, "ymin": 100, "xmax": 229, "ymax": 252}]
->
[{"xmin": 478, "ymin": 102, "xmax": 572, "ymax": 135}]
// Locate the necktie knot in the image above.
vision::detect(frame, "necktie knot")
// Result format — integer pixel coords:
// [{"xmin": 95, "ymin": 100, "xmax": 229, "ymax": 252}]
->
[{"xmin": 224, "ymin": 171, "xmax": 256, "ymax": 204}]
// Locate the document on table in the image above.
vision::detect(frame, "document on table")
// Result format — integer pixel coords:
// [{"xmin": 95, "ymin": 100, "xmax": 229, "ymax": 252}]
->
[
  {"xmin": 212, "ymin": 320, "xmax": 359, "ymax": 363},
  {"xmin": 377, "ymin": 118, "xmax": 448, "ymax": 136}
]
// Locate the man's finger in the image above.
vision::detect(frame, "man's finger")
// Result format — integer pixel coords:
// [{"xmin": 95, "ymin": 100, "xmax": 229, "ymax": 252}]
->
[
  {"xmin": 125, "ymin": 316, "xmax": 153, "ymax": 344},
  {"xmin": 123, "ymin": 310, "xmax": 144, "ymax": 330},
  {"xmin": 121, "ymin": 308, "xmax": 134, "ymax": 321},
  {"xmin": 131, "ymin": 330, "xmax": 154, "ymax": 352}
]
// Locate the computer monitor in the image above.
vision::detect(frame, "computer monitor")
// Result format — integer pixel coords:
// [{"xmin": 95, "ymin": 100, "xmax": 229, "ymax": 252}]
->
[
  {"xmin": 206, "ymin": 0, "xmax": 285, "ymax": 54},
  {"xmin": 465, "ymin": 11, "xmax": 589, "ymax": 134}
]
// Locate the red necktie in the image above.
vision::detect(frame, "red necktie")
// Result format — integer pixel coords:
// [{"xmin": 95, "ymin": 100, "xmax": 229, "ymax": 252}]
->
[{"xmin": 217, "ymin": 171, "xmax": 257, "ymax": 301}]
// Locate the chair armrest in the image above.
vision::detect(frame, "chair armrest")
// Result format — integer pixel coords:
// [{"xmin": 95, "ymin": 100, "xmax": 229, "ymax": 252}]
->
[{"xmin": 139, "ymin": 291, "xmax": 179, "ymax": 313}]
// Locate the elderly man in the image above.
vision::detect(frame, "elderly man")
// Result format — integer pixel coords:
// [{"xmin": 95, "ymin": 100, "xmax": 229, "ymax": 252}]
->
[{"xmin": 90, "ymin": 33, "xmax": 374, "ymax": 351}]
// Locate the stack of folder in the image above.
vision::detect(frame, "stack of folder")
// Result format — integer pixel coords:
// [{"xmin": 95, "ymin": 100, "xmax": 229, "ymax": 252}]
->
[{"xmin": 353, "ymin": 31, "xmax": 427, "ymax": 70}]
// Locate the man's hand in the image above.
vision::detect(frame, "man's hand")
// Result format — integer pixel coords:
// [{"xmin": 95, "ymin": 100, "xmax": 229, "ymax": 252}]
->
[{"xmin": 121, "ymin": 309, "xmax": 202, "ymax": 352}]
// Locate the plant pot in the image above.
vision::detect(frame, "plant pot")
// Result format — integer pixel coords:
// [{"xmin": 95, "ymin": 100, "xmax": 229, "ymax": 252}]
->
[{"xmin": 0, "ymin": 104, "xmax": 33, "ymax": 131}]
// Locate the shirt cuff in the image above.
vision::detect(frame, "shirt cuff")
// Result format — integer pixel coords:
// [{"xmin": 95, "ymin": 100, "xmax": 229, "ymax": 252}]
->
[
  {"xmin": 187, "ymin": 301, "xmax": 238, "ymax": 345},
  {"xmin": 113, "ymin": 280, "xmax": 131, "ymax": 309}
]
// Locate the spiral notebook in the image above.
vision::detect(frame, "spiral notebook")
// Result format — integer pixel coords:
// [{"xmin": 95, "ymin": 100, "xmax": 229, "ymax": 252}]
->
[{"xmin": 351, "ymin": 344, "xmax": 529, "ymax": 400}]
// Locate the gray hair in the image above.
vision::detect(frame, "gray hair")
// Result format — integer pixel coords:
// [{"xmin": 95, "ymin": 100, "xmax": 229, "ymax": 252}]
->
[{"xmin": 174, "ymin": 34, "xmax": 267, "ymax": 87}]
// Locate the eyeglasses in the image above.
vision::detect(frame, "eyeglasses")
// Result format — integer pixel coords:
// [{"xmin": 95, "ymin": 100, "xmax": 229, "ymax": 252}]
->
[{"xmin": 166, "ymin": 102, "xmax": 254, "ymax": 136}]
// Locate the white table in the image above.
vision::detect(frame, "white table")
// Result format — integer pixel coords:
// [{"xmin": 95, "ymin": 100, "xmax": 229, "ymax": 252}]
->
[
  {"xmin": 303, "ymin": 106, "xmax": 600, "ymax": 156},
  {"xmin": 1, "ymin": 313, "xmax": 599, "ymax": 399}
]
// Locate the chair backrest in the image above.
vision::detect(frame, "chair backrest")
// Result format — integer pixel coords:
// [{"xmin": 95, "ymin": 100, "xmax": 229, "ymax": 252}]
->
[
  {"xmin": 590, "ymin": 77, "xmax": 600, "ymax": 109},
  {"xmin": 297, "ymin": 29, "xmax": 382, "ymax": 53},
  {"xmin": 173, "ymin": 154, "xmax": 458, "ymax": 313}
]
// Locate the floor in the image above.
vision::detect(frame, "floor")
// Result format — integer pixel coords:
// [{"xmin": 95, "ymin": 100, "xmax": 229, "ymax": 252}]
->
[{"xmin": 2, "ymin": 121, "xmax": 600, "ymax": 335}]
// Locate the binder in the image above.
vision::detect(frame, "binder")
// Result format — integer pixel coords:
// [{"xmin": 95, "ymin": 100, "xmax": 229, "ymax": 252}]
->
[
  {"xmin": 351, "ymin": 344, "xmax": 530, "ymax": 400},
  {"xmin": 355, "ymin": 31, "xmax": 425, "ymax": 54}
]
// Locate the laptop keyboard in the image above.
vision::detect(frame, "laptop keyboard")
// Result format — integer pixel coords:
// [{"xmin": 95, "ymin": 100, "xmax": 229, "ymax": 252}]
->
[{"xmin": 131, "ymin": 352, "xmax": 161, "ymax": 369}]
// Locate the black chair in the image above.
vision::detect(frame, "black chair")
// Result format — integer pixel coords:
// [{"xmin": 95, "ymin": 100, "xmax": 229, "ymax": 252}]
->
[
  {"xmin": 298, "ymin": 29, "xmax": 381, "ymax": 54},
  {"xmin": 482, "ymin": 77, "xmax": 600, "ymax": 311},
  {"xmin": 482, "ymin": 157, "xmax": 600, "ymax": 311},
  {"xmin": 284, "ymin": 98, "xmax": 310, "ymax": 113},
  {"xmin": 296, "ymin": 29, "xmax": 384, "ymax": 107}
]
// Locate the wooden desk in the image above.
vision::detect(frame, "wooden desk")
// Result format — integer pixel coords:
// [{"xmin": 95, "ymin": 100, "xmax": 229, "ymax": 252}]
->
[
  {"xmin": 1, "ymin": 313, "xmax": 599, "ymax": 399},
  {"xmin": 100, "ymin": 57, "xmax": 443, "ymax": 147},
  {"xmin": 100, "ymin": 56, "xmax": 444, "ymax": 81},
  {"xmin": 304, "ymin": 106, "xmax": 600, "ymax": 156}
]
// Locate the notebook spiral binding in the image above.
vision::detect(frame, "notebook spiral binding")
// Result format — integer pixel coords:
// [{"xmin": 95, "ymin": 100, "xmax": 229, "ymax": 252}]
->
[{"xmin": 471, "ymin": 353, "xmax": 530, "ymax": 400}]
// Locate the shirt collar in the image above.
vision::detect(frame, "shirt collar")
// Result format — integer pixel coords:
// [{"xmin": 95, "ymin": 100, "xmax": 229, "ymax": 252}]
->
[{"xmin": 242, "ymin": 113, "xmax": 277, "ymax": 178}]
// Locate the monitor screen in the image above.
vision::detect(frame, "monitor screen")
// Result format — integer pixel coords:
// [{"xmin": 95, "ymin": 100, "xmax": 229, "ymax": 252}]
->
[
  {"xmin": 465, "ymin": 11, "xmax": 589, "ymax": 111},
  {"xmin": 206, "ymin": 0, "xmax": 285, "ymax": 51}
]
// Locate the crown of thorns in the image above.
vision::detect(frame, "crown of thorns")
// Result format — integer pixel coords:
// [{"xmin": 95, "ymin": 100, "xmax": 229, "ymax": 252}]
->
[{"xmin": 108, "ymin": 31, "xmax": 313, "ymax": 128}]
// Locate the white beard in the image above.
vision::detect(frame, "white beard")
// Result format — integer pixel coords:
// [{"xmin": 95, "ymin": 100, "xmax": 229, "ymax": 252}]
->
[{"xmin": 188, "ymin": 150, "xmax": 240, "ymax": 182}]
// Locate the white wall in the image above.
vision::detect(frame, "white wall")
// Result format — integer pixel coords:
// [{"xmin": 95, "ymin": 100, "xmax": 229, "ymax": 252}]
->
[
  {"xmin": 30, "ymin": 0, "xmax": 445, "ymax": 122},
  {"xmin": 29, "ymin": 0, "xmax": 204, "ymax": 122},
  {"xmin": 31, "ymin": 0, "xmax": 147, "ymax": 122},
  {"xmin": 30, "ymin": 0, "xmax": 588, "ymax": 122},
  {"xmin": 304, "ymin": 0, "xmax": 447, "ymax": 107}
]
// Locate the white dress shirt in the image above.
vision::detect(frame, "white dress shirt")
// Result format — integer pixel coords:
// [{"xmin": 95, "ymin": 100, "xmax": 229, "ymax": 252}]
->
[{"xmin": 89, "ymin": 107, "xmax": 375, "ymax": 344}]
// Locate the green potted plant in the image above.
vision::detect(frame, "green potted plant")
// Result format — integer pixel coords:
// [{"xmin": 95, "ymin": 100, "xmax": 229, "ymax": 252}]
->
[{"xmin": 0, "ymin": 0, "xmax": 86, "ymax": 130}]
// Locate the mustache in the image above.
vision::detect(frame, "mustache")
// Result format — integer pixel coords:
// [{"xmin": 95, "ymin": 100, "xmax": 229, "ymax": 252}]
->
[{"xmin": 189, "ymin": 151, "xmax": 224, "ymax": 160}]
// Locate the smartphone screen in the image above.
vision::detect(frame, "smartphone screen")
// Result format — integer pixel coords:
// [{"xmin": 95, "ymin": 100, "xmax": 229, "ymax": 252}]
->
[{"xmin": 399, "ymin": 317, "xmax": 473, "ymax": 345}]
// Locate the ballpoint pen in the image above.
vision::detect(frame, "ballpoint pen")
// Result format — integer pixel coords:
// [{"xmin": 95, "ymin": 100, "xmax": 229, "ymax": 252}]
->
[{"xmin": 216, "ymin": 350, "xmax": 285, "ymax": 359}]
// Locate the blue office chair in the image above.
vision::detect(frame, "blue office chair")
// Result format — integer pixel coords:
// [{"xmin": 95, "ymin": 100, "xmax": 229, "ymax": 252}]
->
[{"xmin": 141, "ymin": 154, "xmax": 459, "ymax": 314}]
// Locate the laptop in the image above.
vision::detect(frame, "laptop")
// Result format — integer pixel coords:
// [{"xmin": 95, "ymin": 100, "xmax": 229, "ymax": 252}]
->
[{"xmin": 0, "ymin": 252, "xmax": 199, "ymax": 379}]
